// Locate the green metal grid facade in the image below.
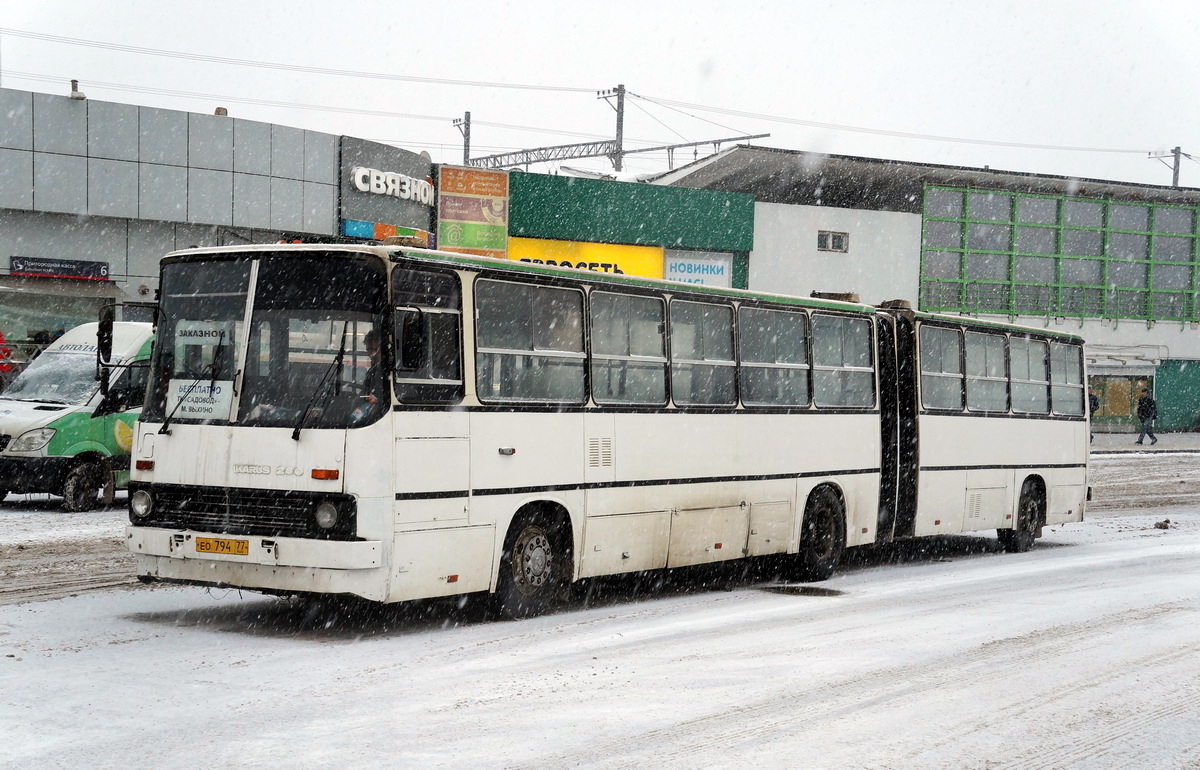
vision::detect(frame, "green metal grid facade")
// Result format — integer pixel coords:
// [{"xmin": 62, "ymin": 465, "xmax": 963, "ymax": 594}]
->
[{"xmin": 920, "ymin": 185, "xmax": 1200, "ymax": 321}]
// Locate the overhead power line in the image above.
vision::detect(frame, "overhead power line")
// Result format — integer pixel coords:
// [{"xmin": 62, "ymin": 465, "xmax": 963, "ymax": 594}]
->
[
  {"xmin": 630, "ymin": 92, "xmax": 1153, "ymax": 155},
  {"xmin": 0, "ymin": 25, "xmax": 1160, "ymax": 164},
  {"xmin": 5, "ymin": 70, "xmax": 623, "ymax": 142},
  {"xmin": 0, "ymin": 27, "xmax": 596, "ymax": 93}
]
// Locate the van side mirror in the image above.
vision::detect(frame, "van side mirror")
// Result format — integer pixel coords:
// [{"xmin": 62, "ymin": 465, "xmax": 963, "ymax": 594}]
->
[{"xmin": 94, "ymin": 387, "xmax": 129, "ymax": 417}]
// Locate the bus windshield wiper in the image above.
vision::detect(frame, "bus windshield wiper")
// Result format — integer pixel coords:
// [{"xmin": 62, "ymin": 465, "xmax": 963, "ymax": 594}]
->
[
  {"xmin": 292, "ymin": 322, "xmax": 348, "ymax": 441},
  {"xmin": 159, "ymin": 330, "xmax": 226, "ymax": 435}
]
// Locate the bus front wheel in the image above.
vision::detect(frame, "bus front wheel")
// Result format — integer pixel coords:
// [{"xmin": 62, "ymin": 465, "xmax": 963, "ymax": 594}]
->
[
  {"xmin": 999, "ymin": 481, "xmax": 1041, "ymax": 554},
  {"xmin": 495, "ymin": 513, "xmax": 569, "ymax": 620},
  {"xmin": 794, "ymin": 487, "xmax": 846, "ymax": 582}
]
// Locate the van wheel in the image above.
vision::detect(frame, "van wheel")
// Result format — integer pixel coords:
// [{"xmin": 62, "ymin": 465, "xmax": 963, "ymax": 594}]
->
[
  {"xmin": 999, "ymin": 481, "xmax": 1041, "ymax": 553},
  {"xmin": 61, "ymin": 461, "xmax": 103, "ymax": 512},
  {"xmin": 793, "ymin": 487, "xmax": 846, "ymax": 582},
  {"xmin": 495, "ymin": 514, "xmax": 568, "ymax": 620}
]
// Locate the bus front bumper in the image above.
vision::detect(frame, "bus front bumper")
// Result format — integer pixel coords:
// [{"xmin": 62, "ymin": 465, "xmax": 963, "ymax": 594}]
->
[{"xmin": 125, "ymin": 526, "xmax": 381, "ymax": 570}]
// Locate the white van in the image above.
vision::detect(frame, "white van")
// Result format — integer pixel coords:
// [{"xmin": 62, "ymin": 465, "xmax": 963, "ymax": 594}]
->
[{"xmin": 0, "ymin": 322, "xmax": 153, "ymax": 511}]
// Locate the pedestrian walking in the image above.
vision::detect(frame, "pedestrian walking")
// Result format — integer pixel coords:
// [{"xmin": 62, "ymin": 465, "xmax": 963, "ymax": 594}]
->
[
  {"xmin": 1088, "ymin": 386, "xmax": 1099, "ymax": 443},
  {"xmin": 1135, "ymin": 387, "xmax": 1158, "ymax": 445}
]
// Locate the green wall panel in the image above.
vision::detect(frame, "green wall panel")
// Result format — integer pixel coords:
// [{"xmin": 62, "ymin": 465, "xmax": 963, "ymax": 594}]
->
[
  {"xmin": 1155, "ymin": 359, "xmax": 1200, "ymax": 430},
  {"xmin": 509, "ymin": 173, "xmax": 754, "ymax": 252}
]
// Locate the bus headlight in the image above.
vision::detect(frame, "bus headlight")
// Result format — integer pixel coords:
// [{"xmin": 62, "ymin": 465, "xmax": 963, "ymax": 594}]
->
[
  {"xmin": 314, "ymin": 501, "xmax": 339, "ymax": 530},
  {"xmin": 10, "ymin": 428, "xmax": 55, "ymax": 452},
  {"xmin": 130, "ymin": 489, "xmax": 153, "ymax": 518}
]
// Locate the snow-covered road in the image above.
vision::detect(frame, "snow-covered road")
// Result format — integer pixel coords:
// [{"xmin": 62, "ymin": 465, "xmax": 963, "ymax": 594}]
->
[{"xmin": 2, "ymin": 453, "xmax": 1199, "ymax": 769}]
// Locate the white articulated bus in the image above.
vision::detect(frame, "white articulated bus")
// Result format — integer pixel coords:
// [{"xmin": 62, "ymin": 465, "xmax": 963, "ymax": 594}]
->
[{"xmin": 121, "ymin": 244, "xmax": 1088, "ymax": 617}]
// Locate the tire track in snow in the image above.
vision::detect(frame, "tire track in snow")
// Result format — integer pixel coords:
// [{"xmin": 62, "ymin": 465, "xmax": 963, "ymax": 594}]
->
[
  {"xmin": 891, "ymin": 639, "xmax": 1200, "ymax": 768},
  {"xmin": 992, "ymin": 679, "xmax": 1200, "ymax": 770},
  {"xmin": 523, "ymin": 600, "xmax": 1198, "ymax": 768}
]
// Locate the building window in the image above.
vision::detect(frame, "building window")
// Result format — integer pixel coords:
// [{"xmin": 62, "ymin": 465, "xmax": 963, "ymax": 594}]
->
[
  {"xmin": 817, "ymin": 231, "xmax": 849, "ymax": 253},
  {"xmin": 920, "ymin": 185, "xmax": 1199, "ymax": 322}
]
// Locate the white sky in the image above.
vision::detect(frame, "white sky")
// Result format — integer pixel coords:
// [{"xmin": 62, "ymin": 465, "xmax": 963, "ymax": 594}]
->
[{"xmin": 3, "ymin": 0, "xmax": 1199, "ymax": 186}]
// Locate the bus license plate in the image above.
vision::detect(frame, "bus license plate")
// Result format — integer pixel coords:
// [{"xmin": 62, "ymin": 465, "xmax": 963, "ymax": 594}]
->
[{"xmin": 195, "ymin": 537, "xmax": 249, "ymax": 556}]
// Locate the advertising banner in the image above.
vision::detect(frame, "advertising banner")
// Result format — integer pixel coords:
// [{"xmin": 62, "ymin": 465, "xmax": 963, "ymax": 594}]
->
[
  {"xmin": 508, "ymin": 237, "xmax": 663, "ymax": 278},
  {"xmin": 436, "ymin": 167, "xmax": 509, "ymax": 259},
  {"xmin": 339, "ymin": 137, "xmax": 434, "ymax": 237},
  {"xmin": 663, "ymin": 249, "xmax": 734, "ymax": 288}
]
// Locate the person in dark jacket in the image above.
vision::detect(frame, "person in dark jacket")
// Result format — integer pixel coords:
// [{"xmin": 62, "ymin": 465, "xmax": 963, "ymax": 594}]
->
[
  {"xmin": 1088, "ymin": 386, "xmax": 1100, "ymax": 443},
  {"xmin": 1135, "ymin": 388, "xmax": 1158, "ymax": 445}
]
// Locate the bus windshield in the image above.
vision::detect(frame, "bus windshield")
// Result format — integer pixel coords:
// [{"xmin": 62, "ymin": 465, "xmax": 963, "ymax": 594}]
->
[
  {"xmin": 2, "ymin": 351, "xmax": 98, "ymax": 405},
  {"xmin": 144, "ymin": 252, "xmax": 387, "ymax": 428}
]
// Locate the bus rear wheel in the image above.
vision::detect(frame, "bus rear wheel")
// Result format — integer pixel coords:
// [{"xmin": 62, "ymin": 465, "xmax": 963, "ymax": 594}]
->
[
  {"xmin": 793, "ymin": 487, "xmax": 846, "ymax": 582},
  {"xmin": 999, "ymin": 481, "xmax": 1041, "ymax": 554},
  {"xmin": 61, "ymin": 461, "xmax": 103, "ymax": 513},
  {"xmin": 495, "ymin": 514, "xmax": 568, "ymax": 620}
]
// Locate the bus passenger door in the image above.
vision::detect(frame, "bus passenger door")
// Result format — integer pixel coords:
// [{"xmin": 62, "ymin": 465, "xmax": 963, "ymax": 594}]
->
[
  {"xmin": 875, "ymin": 314, "xmax": 899, "ymax": 542},
  {"xmin": 891, "ymin": 313, "xmax": 920, "ymax": 539}
]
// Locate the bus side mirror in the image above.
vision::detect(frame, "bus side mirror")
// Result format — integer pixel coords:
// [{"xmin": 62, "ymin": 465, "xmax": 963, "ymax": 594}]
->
[{"xmin": 98, "ymin": 302, "xmax": 115, "ymax": 396}]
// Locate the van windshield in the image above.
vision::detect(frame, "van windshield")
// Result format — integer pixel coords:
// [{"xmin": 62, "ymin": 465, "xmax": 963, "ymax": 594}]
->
[{"xmin": 2, "ymin": 352, "xmax": 98, "ymax": 405}]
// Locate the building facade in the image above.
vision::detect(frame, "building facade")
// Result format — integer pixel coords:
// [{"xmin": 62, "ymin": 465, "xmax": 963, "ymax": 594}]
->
[
  {"xmin": 0, "ymin": 86, "xmax": 433, "ymax": 364},
  {"xmin": 0, "ymin": 86, "xmax": 753, "ymax": 374},
  {"xmin": 659, "ymin": 146, "xmax": 1200, "ymax": 431}
]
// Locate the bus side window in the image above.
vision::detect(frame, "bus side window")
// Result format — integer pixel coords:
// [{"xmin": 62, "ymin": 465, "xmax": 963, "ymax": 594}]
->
[
  {"xmin": 919, "ymin": 325, "xmax": 964, "ymax": 411},
  {"xmin": 669, "ymin": 300, "xmax": 735, "ymax": 407},
  {"xmin": 738, "ymin": 306, "xmax": 810, "ymax": 408},
  {"xmin": 475, "ymin": 279, "xmax": 585, "ymax": 404},
  {"xmin": 392, "ymin": 266, "xmax": 463, "ymax": 404},
  {"xmin": 1049, "ymin": 341, "xmax": 1084, "ymax": 416},
  {"xmin": 965, "ymin": 331, "xmax": 1007, "ymax": 412},
  {"xmin": 590, "ymin": 292, "xmax": 668, "ymax": 406},
  {"xmin": 812, "ymin": 314, "xmax": 875, "ymax": 408},
  {"xmin": 1010, "ymin": 336, "xmax": 1050, "ymax": 414}
]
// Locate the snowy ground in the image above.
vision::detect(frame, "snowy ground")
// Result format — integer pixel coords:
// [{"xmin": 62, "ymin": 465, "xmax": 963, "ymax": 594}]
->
[{"xmin": 2, "ymin": 453, "xmax": 1200, "ymax": 769}]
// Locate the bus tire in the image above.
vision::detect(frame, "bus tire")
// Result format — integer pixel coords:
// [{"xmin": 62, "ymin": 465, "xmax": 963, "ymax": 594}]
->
[
  {"xmin": 495, "ymin": 512, "xmax": 569, "ymax": 620},
  {"xmin": 61, "ymin": 460, "xmax": 103, "ymax": 513},
  {"xmin": 794, "ymin": 487, "xmax": 846, "ymax": 582},
  {"xmin": 999, "ymin": 480, "xmax": 1041, "ymax": 554}
]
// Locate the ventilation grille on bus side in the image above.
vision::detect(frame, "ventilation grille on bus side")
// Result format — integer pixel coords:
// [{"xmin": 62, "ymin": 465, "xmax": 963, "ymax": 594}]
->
[{"xmin": 588, "ymin": 437, "xmax": 613, "ymax": 468}]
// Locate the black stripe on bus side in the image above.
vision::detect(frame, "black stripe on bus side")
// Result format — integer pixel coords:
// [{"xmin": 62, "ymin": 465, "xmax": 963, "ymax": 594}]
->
[
  {"xmin": 395, "ymin": 490, "xmax": 470, "ymax": 501},
  {"xmin": 393, "ymin": 404, "xmax": 882, "ymax": 417},
  {"xmin": 919, "ymin": 462, "xmax": 1087, "ymax": 472},
  {"xmin": 392, "ymin": 467, "xmax": 880, "ymax": 500},
  {"xmin": 919, "ymin": 410, "xmax": 1086, "ymax": 422}
]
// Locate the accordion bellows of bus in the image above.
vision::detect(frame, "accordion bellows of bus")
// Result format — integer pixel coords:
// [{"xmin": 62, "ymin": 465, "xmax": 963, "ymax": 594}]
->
[{"xmin": 119, "ymin": 244, "xmax": 1088, "ymax": 618}]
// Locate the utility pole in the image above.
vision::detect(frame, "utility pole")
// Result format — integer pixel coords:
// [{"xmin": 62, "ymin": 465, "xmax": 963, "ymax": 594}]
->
[
  {"xmin": 453, "ymin": 112, "xmax": 471, "ymax": 166},
  {"xmin": 598, "ymin": 84, "xmax": 626, "ymax": 171},
  {"xmin": 461, "ymin": 84, "xmax": 767, "ymax": 173},
  {"xmin": 1148, "ymin": 146, "xmax": 1184, "ymax": 187}
]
